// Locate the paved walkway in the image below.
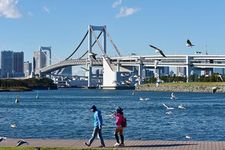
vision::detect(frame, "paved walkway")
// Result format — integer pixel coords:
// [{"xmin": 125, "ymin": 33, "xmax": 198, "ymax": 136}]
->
[{"xmin": 1, "ymin": 139, "xmax": 225, "ymax": 150}]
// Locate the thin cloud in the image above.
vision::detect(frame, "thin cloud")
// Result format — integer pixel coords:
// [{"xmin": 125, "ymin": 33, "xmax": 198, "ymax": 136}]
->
[
  {"xmin": 112, "ymin": 0, "xmax": 122, "ymax": 8},
  {"xmin": 43, "ymin": 6, "xmax": 50, "ymax": 13},
  {"xmin": 0, "ymin": 0, "xmax": 22, "ymax": 19},
  {"xmin": 116, "ymin": 7, "xmax": 139, "ymax": 18}
]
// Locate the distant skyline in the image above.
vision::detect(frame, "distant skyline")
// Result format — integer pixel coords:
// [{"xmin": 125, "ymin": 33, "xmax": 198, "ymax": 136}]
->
[{"xmin": 1, "ymin": 0, "xmax": 225, "ymax": 63}]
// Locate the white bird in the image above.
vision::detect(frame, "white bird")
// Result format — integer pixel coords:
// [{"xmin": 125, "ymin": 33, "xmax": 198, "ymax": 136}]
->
[
  {"xmin": 15, "ymin": 96, "xmax": 19, "ymax": 104},
  {"xmin": 163, "ymin": 103, "xmax": 174, "ymax": 110},
  {"xmin": 36, "ymin": 91, "xmax": 39, "ymax": 99},
  {"xmin": 218, "ymin": 74, "xmax": 223, "ymax": 82},
  {"xmin": 186, "ymin": 39, "xmax": 195, "ymax": 47},
  {"xmin": 185, "ymin": 135, "xmax": 191, "ymax": 139},
  {"xmin": 139, "ymin": 97, "xmax": 149, "ymax": 101},
  {"xmin": 170, "ymin": 92, "xmax": 176, "ymax": 100},
  {"xmin": 16, "ymin": 139, "xmax": 29, "ymax": 147},
  {"xmin": 178, "ymin": 104, "xmax": 185, "ymax": 109},
  {"xmin": 0, "ymin": 137, "xmax": 6, "ymax": 142},
  {"xmin": 149, "ymin": 44, "xmax": 167, "ymax": 57},
  {"xmin": 165, "ymin": 111, "xmax": 173, "ymax": 115},
  {"xmin": 10, "ymin": 123, "xmax": 17, "ymax": 128}
]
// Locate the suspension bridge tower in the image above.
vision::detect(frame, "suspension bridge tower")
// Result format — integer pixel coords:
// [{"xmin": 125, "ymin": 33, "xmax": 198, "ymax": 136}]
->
[{"xmin": 87, "ymin": 25, "xmax": 107, "ymax": 88}]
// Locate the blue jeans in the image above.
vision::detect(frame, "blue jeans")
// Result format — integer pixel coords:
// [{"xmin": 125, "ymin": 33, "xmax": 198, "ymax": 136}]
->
[{"xmin": 88, "ymin": 127, "xmax": 105, "ymax": 146}]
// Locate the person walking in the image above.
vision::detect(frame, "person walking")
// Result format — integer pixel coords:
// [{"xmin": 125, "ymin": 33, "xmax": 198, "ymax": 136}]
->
[
  {"xmin": 85, "ymin": 105, "xmax": 105, "ymax": 147},
  {"xmin": 114, "ymin": 107, "xmax": 126, "ymax": 147}
]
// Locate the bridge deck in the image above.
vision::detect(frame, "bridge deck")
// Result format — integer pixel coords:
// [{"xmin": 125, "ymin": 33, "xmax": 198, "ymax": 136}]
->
[{"xmin": 1, "ymin": 139, "xmax": 225, "ymax": 150}]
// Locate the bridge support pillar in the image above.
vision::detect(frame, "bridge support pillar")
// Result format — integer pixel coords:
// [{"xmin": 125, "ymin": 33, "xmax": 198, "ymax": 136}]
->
[
  {"xmin": 116, "ymin": 60, "xmax": 120, "ymax": 72},
  {"xmin": 138, "ymin": 58, "xmax": 143, "ymax": 85},
  {"xmin": 88, "ymin": 25, "xmax": 93, "ymax": 88},
  {"xmin": 87, "ymin": 25, "xmax": 107, "ymax": 88},
  {"xmin": 186, "ymin": 56, "xmax": 191, "ymax": 82}
]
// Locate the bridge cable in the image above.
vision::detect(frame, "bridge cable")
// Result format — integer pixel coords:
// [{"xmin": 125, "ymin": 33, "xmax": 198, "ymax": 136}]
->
[
  {"xmin": 103, "ymin": 27, "xmax": 122, "ymax": 57},
  {"xmin": 90, "ymin": 27, "xmax": 113, "ymax": 71},
  {"xmin": 65, "ymin": 30, "xmax": 89, "ymax": 60},
  {"xmin": 54, "ymin": 30, "xmax": 88, "ymax": 75},
  {"xmin": 78, "ymin": 31, "xmax": 103, "ymax": 60},
  {"xmin": 79, "ymin": 50, "xmax": 88, "ymax": 59}
]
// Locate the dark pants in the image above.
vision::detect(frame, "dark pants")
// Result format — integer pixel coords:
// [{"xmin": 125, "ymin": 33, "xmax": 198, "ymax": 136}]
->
[
  {"xmin": 88, "ymin": 127, "xmax": 105, "ymax": 146},
  {"xmin": 114, "ymin": 127, "xmax": 124, "ymax": 144}
]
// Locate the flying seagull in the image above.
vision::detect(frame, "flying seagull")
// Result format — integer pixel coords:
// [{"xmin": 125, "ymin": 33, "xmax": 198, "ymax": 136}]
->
[
  {"xmin": 149, "ymin": 44, "xmax": 167, "ymax": 57},
  {"xmin": 186, "ymin": 39, "xmax": 194, "ymax": 47},
  {"xmin": 0, "ymin": 137, "xmax": 6, "ymax": 142},
  {"xmin": 88, "ymin": 52, "xmax": 97, "ymax": 60},
  {"xmin": 16, "ymin": 139, "xmax": 29, "ymax": 147},
  {"xmin": 162, "ymin": 103, "xmax": 174, "ymax": 110}
]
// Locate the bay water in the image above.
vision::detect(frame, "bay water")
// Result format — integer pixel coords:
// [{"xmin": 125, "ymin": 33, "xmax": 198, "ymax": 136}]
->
[{"xmin": 0, "ymin": 88, "xmax": 225, "ymax": 141}]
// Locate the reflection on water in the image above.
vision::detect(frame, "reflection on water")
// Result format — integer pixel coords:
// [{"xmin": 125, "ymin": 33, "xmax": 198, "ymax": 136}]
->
[{"xmin": 0, "ymin": 88, "xmax": 225, "ymax": 140}]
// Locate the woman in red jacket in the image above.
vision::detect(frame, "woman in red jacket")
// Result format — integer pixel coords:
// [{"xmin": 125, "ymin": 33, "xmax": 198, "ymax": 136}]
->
[{"xmin": 114, "ymin": 107, "xmax": 125, "ymax": 147}]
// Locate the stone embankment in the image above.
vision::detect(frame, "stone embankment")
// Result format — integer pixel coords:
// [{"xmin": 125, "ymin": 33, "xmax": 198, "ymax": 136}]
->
[{"xmin": 136, "ymin": 83, "xmax": 225, "ymax": 93}]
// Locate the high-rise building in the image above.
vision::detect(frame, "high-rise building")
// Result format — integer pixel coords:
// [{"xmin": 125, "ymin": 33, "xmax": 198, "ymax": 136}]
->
[
  {"xmin": 24, "ymin": 61, "xmax": 32, "ymax": 77},
  {"xmin": 33, "ymin": 51, "xmax": 47, "ymax": 75},
  {"xmin": 1, "ymin": 50, "xmax": 13, "ymax": 78},
  {"xmin": 13, "ymin": 52, "xmax": 24, "ymax": 77}
]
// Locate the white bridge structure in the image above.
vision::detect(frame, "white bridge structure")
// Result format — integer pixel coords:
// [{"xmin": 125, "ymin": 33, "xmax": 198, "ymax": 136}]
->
[{"xmin": 38, "ymin": 25, "xmax": 225, "ymax": 89}]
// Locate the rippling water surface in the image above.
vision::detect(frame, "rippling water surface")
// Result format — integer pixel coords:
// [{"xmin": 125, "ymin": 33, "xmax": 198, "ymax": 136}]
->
[{"xmin": 0, "ymin": 88, "xmax": 225, "ymax": 141}]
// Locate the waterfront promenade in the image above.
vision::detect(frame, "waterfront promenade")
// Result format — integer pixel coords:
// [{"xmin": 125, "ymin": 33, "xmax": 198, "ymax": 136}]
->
[{"xmin": 1, "ymin": 139, "xmax": 225, "ymax": 150}]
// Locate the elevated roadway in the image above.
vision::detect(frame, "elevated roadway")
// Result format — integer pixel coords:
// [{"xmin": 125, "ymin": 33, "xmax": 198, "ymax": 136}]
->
[{"xmin": 40, "ymin": 55, "xmax": 225, "ymax": 75}]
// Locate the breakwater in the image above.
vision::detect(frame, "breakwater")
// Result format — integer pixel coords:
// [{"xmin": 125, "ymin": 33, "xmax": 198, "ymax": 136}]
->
[{"xmin": 136, "ymin": 82, "xmax": 225, "ymax": 93}]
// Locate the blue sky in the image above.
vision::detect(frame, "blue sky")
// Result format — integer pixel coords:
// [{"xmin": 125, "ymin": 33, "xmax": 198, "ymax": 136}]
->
[{"xmin": 1, "ymin": 0, "xmax": 225, "ymax": 62}]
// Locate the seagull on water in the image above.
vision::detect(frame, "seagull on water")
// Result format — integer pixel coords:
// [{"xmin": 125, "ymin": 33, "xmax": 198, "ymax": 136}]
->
[
  {"xmin": 0, "ymin": 137, "xmax": 6, "ymax": 142},
  {"xmin": 149, "ymin": 44, "xmax": 167, "ymax": 57},
  {"xmin": 165, "ymin": 111, "xmax": 173, "ymax": 115},
  {"xmin": 178, "ymin": 104, "xmax": 185, "ymax": 109},
  {"xmin": 185, "ymin": 135, "xmax": 191, "ymax": 139},
  {"xmin": 15, "ymin": 96, "xmax": 19, "ymax": 104},
  {"xmin": 139, "ymin": 97, "xmax": 149, "ymax": 101},
  {"xmin": 10, "ymin": 123, "xmax": 17, "ymax": 128},
  {"xmin": 16, "ymin": 139, "xmax": 29, "ymax": 147},
  {"xmin": 186, "ymin": 39, "xmax": 195, "ymax": 47},
  {"xmin": 36, "ymin": 91, "xmax": 39, "ymax": 99},
  {"xmin": 170, "ymin": 92, "xmax": 176, "ymax": 100},
  {"xmin": 163, "ymin": 103, "xmax": 174, "ymax": 110}
]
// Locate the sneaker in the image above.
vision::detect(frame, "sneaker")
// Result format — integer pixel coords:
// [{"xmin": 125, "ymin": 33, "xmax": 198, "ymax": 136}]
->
[
  {"xmin": 98, "ymin": 145, "xmax": 105, "ymax": 148},
  {"xmin": 114, "ymin": 143, "xmax": 120, "ymax": 147},
  {"xmin": 120, "ymin": 143, "xmax": 125, "ymax": 147},
  {"xmin": 84, "ymin": 142, "xmax": 90, "ymax": 147}
]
